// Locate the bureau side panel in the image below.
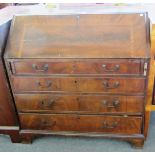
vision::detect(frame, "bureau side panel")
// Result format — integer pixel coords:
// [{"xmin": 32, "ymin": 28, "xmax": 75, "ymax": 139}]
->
[{"xmin": 0, "ymin": 21, "xmax": 18, "ymax": 127}]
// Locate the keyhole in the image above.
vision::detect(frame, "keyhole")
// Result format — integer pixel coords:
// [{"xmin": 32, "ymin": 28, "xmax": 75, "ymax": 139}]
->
[
  {"xmin": 77, "ymin": 97, "xmax": 79, "ymax": 101},
  {"xmin": 73, "ymin": 64, "xmax": 76, "ymax": 70},
  {"xmin": 42, "ymin": 120, "xmax": 47, "ymax": 125},
  {"xmin": 74, "ymin": 80, "xmax": 77, "ymax": 83}
]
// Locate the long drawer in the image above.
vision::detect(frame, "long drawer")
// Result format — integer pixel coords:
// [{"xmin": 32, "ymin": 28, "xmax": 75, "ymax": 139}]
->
[
  {"xmin": 15, "ymin": 94, "xmax": 144, "ymax": 113},
  {"xmin": 11, "ymin": 77, "xmax": 145, "ymax": 94},
  {"xmin": 9, "ymin": 59, "xmax": 144, "ymax": 75},
  {"xmin": 19, "ymin": 114, "xmax": 142, "ymax": 134}
]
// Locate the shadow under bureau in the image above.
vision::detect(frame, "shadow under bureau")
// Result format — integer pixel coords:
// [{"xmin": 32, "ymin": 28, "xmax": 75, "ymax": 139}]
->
[{"xmin": 4, "ymin": 13, "xmax": 150, "ymax": 148}]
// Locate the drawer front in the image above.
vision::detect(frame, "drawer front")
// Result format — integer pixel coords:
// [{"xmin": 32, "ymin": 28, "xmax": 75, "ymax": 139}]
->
[
  {"xmin": 12, "ymin": 77, "xmax": 145, "ymax": 94},
  {"xmin": 15, "ymin": 94, "xmax": 144, "ymax": 113},
  {"xmin": 19, "ymin": 114, "xmax": 142, "ymax": 134},
  {"xmin": 10, "ymin": 59, "xmax": 142, "ymax": 75}
]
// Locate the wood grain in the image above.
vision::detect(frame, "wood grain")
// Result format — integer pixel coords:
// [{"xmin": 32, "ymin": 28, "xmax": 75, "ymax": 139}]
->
[
  {"xmin": 5, "ymin": 14, "xmax": 149, "ymax": 59},
  {"xmin": 15, "ymin": 94, "xmax": 144, "ymax": 113},
  {"xmin": 19, "ymin": 113, "xmax": 142, "ymax": 134},
  {"xmin": 11, "ymin": 76, "xmax": 146, "ymax": 94},
  {"xmin": 4, "ymin": 14, "xmax": 150, "ymax": 146},
  {"xmin": 10, "ymin": 59, "xmax": 143, "ymax": 75}
]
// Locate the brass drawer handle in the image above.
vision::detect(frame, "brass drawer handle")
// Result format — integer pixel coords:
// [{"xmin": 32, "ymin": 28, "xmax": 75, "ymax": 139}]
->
[
  {"xmin": 40, "ymin": 99, "xmax": 55, "ymax": 107},
  {"xmin": 102, "ymin": 64, "xmax": 120, "ymax": 72},
  {"xmin": 102, "ymin": 121, "xmax": 118, "ymax": 129},
  {"xmin": 36, "ymin": 81, "xmax": 52, "ymax": 88},
  {"xmin": 32, "ymin": 64, "xmax": 48, "ymax": 72},
  {"xmin": 103, "ymin": 81, "xmax": 120, "ymax": 89},
  {"xmin": 101, "ymin": 100, "xmax": 120, "ymax": 108}
]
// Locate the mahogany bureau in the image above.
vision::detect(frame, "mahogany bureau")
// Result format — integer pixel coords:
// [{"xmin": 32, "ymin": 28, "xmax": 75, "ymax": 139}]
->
[{"xmin": 4, "ymin": 13, "xmax": 150, "ymax": 148}]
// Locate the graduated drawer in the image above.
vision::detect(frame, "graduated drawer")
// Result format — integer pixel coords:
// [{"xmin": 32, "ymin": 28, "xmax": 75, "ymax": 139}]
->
[
  {"xmin": 19, "ymin": 114, "xmax": 142, "ymax": 134},
  {"xmin": 9, "ymin": 59, "xmax": 144, "ymax": 75},
  {"xmin": 15, "ymin": 94, "xmax": 144, "ymax": 113},
  {"xmin": 11, "ymin": 77, "xmax": 145, "ymax": 94}
]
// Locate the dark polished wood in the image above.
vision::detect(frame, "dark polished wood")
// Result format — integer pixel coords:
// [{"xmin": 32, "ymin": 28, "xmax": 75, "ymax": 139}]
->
[
  {"xmin": 11, "ymin": 76, "xmax": 146, "ymax": 94},
  {"xmin": 0, "ymin": 62, "xmax": 17, "ymax": 126},
  {"xmin": 4, "ymin": 13, "xmax": 150, "ymax": 148},
  {"xmin": 0, "ymin": 21, "xmax": 20, "ymax": 143},
  {"xmin": 19, "ymin": 113, "xmax": 142, "ymax": 134},
  {"xmin": 15, "ymin": 94, "xmax": 144, "ymax": 113},
  {"xmin": 129, "ymin": 138, "xmax": 145, "ymax": 148},
  {"xmin": 9, "ymin": 59, "xmax": 144, "ymax": 75},
  {"xmin": 5, "ymin": 14, "xmax": 149, "ymax": 59}
]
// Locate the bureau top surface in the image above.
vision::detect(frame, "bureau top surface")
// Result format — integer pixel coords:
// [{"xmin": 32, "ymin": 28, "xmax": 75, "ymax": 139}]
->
[{"xmin": 5, "ymin": 13, "xmax": 150, "ymax": 59}]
